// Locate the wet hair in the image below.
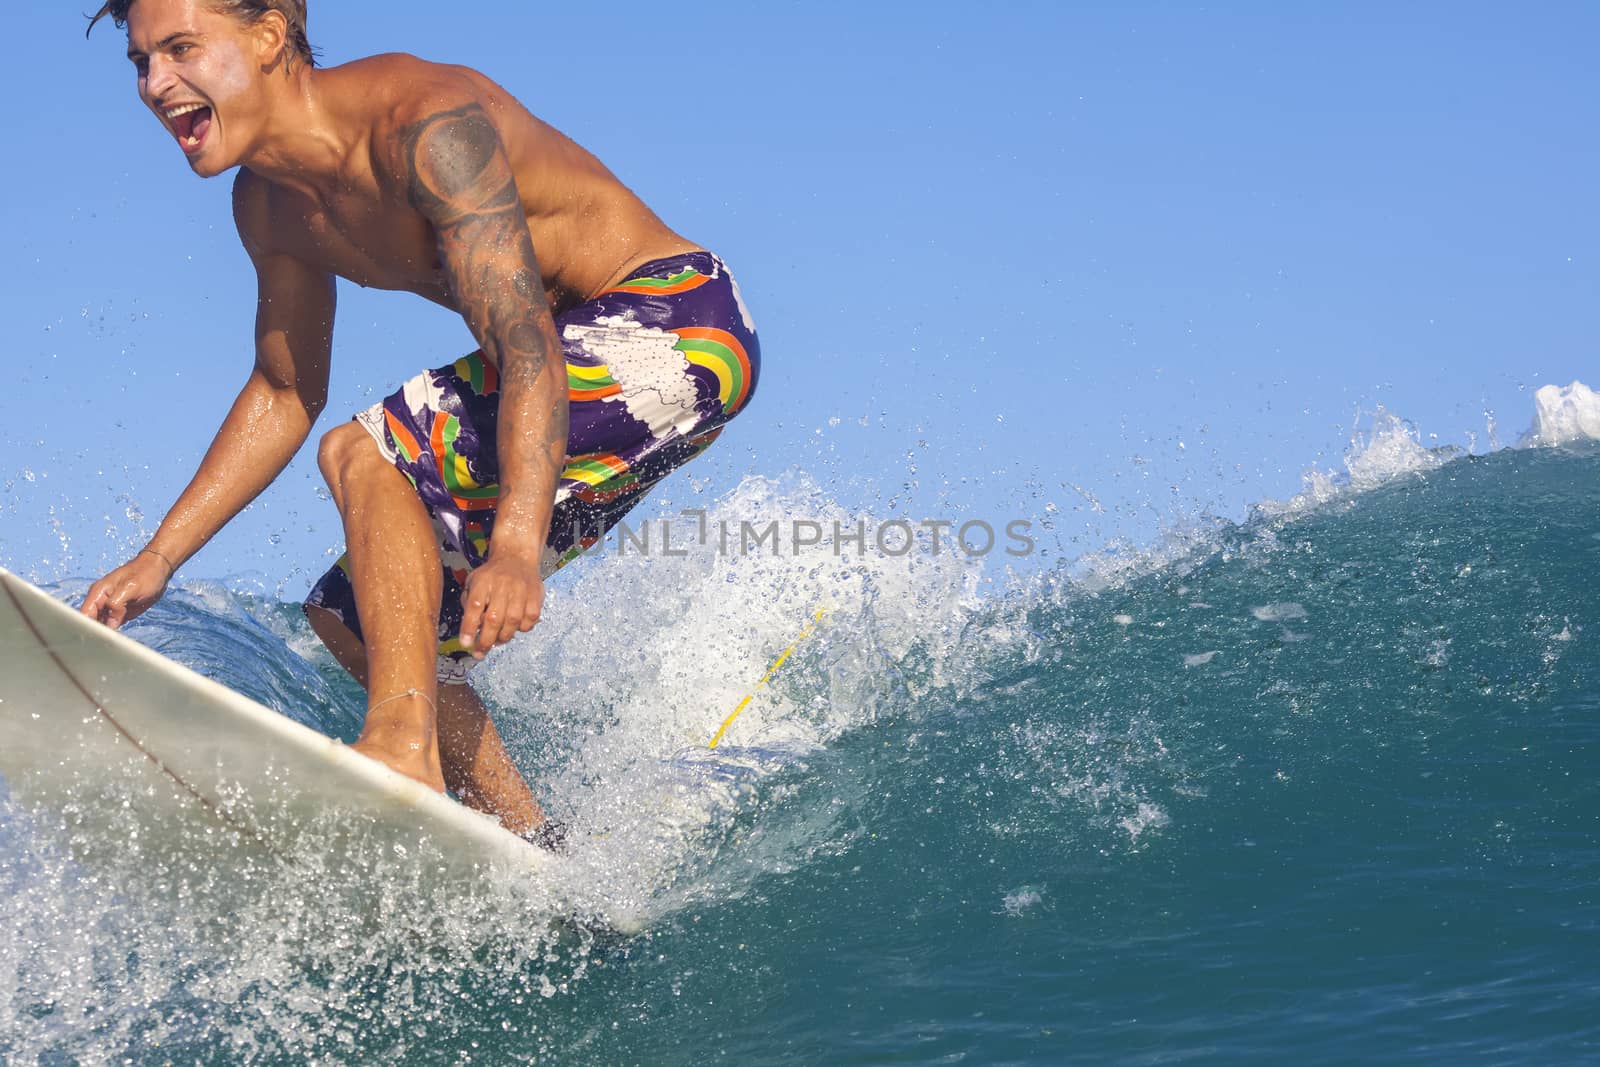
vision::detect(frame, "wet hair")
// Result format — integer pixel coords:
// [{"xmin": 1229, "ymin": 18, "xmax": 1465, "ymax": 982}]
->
[{"xmin": 87, "ymin": 0, "xmax": 317, "ymax": 69}]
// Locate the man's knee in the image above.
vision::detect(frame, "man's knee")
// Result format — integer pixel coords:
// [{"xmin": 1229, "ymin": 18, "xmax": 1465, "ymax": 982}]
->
[{"xmin": 317, "ymin": 422, "xmax": 382, "ymax": 494}]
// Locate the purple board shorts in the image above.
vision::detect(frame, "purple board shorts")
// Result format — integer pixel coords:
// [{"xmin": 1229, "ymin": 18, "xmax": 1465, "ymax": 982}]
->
[{"xmin": 305, "ymin": 251, "xmax": 760, "ymax": 684}]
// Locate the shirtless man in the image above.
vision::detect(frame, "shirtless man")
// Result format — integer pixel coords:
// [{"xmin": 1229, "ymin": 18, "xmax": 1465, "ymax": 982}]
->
[{"xmin": 78, "ymin": 0, "xmax": 761, "ymax": 846}]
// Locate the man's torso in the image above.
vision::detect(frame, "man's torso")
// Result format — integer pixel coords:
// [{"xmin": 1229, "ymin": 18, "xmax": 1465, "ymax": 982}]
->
[{"xmin": 236, "ymin": 54, "xmax": 700, "ymax": 315}]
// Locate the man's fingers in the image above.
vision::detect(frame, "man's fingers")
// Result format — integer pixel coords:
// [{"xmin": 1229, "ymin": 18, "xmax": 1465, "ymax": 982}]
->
[
  {"xmin": 496, "ymin": 587, "xmax": 526, "ymax": 648},
  {"xmin": 459, "ymin": 567, "xmax": 543, "ymax": 655},
  {"xmin": 460, "ymin": 584, "xmax": 506, "ymax": 655},
  {"xmin": 479, "ymin": 608, "xmax": 506, "ymax": 657},
  {"xmin": 494, "ymin": 606, "xmax": 522, "ymax": 651},
  {"xmin": 474, "ymin": 599, "xmax": 531, "ymax": 656},
  {"xmin": 459, "ymin": 587, "xmax": 487, "ymax": 649},
  {"xmin": 82, "ymin": 583, "xmax": 126, "ymax": 629},
  {"xmin": 80, "ymin": 561, "xmax": 168, "ymax": 631},
  {"xmin": 490, "ymin": 588, "xmax": 531, "ymax": 654},
  {"xmin": 517, "ymin": 594, "xmax": 541, "ymax": 633},
  {"xmin": 102, "ymin": 590, "xmax": 127, "ymax": 629},
  {"xmin": 79, "ymin": 586, "xmax": 106, "ymax": 619}
]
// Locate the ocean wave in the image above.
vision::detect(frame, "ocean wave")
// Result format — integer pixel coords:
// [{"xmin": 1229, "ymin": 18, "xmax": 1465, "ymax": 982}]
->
[{"xmin": 2, "ymin": 381, "xmax": 1597, "ymax": 1063}]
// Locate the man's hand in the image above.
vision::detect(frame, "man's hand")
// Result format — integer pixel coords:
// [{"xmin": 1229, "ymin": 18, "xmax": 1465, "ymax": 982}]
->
[
  {"xmin": 458, "ymin": 551, "xmax": 544, "ymax": 659},
  {"xmin": 80, "ymin": 551, "xmax": 172, "ymax": 629}
]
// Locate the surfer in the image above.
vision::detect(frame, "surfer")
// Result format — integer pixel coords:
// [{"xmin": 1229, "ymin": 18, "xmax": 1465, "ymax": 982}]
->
[{"xmin": 76, "ymin": 0, "xmax": 760, "ymax": 847}]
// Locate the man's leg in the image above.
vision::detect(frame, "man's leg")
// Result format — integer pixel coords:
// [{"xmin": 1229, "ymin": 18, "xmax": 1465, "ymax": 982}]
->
[
  {"xmin": 305, "ymin": 602, "xmax": 549, "ymax": 834},
  {"xmin": 436, "ymin": 686, "xmax": 548, "ymax": 835},
  {"xmin": 316, "ymin": 422, "xmax": 446, "ymax": 792}
]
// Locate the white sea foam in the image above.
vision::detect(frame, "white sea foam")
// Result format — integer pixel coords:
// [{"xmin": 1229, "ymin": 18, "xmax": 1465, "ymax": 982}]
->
[
  {"xmin": 1253, "ymin": 407, "xmax": 1459, "ymax": 521},
  {"xmin": 1342, "ymin": 409, "xmax": 1456, "ymax": 489},
  {"xmin": 1011, "ymin": 713, "xmax": 1178, "ymax": 849},
  {"xmin": 1119, "ymin": 802, "xmax": 1171, "ymax": 841},
  {"xmin": 999, "ymin": 886, "xmax": 1044, "ymax": 916},
  {"xmin": 475, "ymin": 471, "xmax": 990, "ymax": 924},
  {"xmin": 1521, "ymin": 380, "xmax": 1600, "ymax": 447},
  {"xmin": 1235, "ymin": 379, "xmax": 1591, "ymax": 529},
  {"xmin": 1251, "ymin": 602, "xmax": 1308, "ymax": 623},
  {"xmin": 0, "ymin": 795, "xmax": 598, "ymax": 1062}
]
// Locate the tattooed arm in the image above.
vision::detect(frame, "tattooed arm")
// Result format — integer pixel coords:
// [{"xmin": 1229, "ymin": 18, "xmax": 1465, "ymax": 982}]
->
[{"xmin": 401, "ymin": 100, "xmax": 569, "ymax": 657}]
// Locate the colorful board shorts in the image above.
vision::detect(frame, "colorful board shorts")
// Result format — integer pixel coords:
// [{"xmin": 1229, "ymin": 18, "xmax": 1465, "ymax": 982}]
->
[{"xmin": 305, "ymin": 251, "xmax": 760, "ymax": 684}]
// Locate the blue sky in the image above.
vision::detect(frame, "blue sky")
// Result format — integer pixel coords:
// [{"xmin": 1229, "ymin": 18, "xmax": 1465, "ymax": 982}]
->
[{"xmin": 1, "ymin": 1, "xmax": 1595, "ymax": 593}]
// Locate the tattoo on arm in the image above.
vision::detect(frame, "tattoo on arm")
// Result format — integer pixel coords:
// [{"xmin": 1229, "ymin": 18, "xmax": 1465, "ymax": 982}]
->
[
  {"xmin": 402, "ymin": 103, "xmax": 567, "ymax": 529},
  {"xmin": 402, "ymin": 103, "xmax": 550, "ymax": 387}
]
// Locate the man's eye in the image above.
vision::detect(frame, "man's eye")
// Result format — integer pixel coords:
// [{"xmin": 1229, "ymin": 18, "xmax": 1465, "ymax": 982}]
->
[{"xmin": 172, "ymin": 44, "xmax": 191, "ymax": 56}]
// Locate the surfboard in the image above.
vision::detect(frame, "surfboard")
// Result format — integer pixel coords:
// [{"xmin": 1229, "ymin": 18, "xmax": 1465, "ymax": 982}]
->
[{"xmin": 0, "ymin": 565, "xmax": 580, "ymax": 913}]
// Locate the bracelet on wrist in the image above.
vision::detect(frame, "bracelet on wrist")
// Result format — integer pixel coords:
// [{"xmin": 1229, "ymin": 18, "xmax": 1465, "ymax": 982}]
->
[{"xmin": 139, "ymin": 547, "xmax": 177, "ymax": 581}]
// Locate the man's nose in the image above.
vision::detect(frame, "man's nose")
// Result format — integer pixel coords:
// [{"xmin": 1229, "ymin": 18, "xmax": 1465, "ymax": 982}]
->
[{"xmin": 143, "ymin": 56, "xmax": 178, "ymax": 101}]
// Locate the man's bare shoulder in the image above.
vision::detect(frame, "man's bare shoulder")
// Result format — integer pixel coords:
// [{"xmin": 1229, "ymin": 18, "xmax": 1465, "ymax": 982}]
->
[
  {"xmin": 322, "ymin": 54, "xmax": 516, "ymax": 180},
  {"xmin": 325, "ymin": 53, "xmax": 498, "ymax": 126}
]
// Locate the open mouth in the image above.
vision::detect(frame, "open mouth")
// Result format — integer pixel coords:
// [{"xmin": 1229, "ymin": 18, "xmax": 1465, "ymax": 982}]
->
[{"xmin": 165, "ymin": 103, "xmax": 214, "ymax": 154}]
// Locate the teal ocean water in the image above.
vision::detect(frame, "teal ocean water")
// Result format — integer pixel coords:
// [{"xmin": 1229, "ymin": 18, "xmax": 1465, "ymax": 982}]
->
[{"xmin": 2, "ymin": 408, "xmax": 1598, "ymax": 1063}]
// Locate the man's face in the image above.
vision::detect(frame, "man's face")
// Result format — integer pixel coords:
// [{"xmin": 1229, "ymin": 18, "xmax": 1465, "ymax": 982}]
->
[{"xmin": 125, "ymin": 0, "xmax": 268, "ymax": 177}]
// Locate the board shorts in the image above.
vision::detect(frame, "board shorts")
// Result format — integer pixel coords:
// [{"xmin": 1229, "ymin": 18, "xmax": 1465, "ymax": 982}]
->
[{"xmin": 305, "ymin": 250, "xmax": 760, "ymax": 685}]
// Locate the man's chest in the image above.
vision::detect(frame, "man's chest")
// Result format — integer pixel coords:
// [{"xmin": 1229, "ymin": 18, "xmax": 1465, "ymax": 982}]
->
[{"xmin": 288, "ymin": 189, "xmax": 449, "ymax": 297}]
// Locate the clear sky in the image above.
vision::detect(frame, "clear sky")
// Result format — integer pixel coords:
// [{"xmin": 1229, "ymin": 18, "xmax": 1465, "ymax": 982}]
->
[{"xmin": 1, "ymin": 1, "xmax": 1595, "ymax": 594}]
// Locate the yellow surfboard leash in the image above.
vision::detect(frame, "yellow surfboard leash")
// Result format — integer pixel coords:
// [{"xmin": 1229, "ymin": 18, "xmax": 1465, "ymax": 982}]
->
[{"xmin": 707, "ymin": 608, "xmax": 830, "ymax": 749}]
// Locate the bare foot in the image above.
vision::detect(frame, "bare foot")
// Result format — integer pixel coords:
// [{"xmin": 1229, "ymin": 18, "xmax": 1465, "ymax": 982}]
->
[{"xmin": 350, "ymin": 732, "xmax": 447, "ymax": 793}]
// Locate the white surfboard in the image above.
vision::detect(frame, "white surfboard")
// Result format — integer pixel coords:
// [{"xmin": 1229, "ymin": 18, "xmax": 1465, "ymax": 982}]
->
[{"xmin": 0, "ymin": 565, "xmax": 581, "ymax": 913}]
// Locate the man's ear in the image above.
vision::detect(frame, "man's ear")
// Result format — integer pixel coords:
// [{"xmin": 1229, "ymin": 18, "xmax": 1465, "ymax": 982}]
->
[{"xmin": 253, "ymin": 9, "xmax": 291, "ymax": 73}]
